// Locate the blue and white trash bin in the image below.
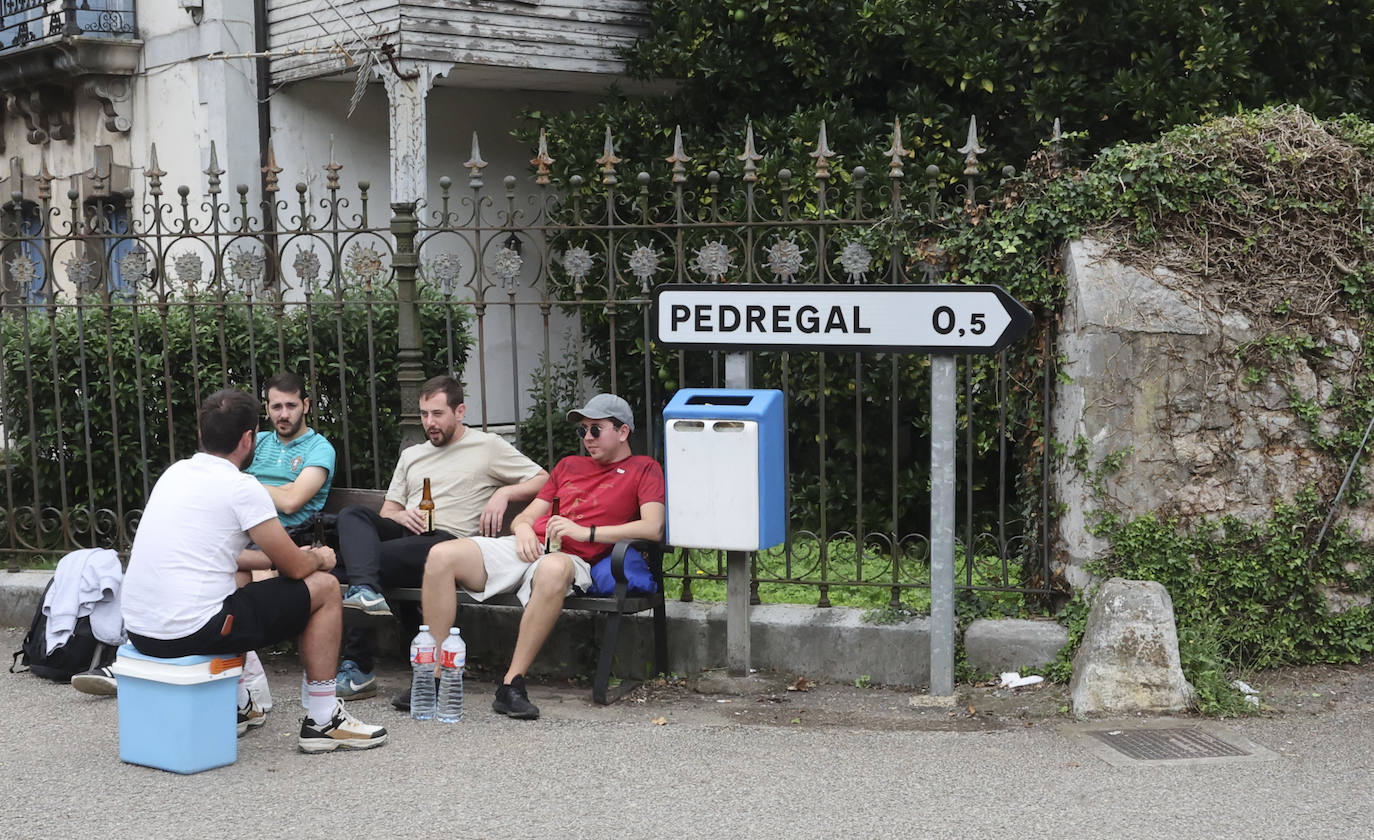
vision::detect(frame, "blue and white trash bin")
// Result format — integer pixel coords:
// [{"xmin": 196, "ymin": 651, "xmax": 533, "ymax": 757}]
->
[{"xmin": 663, "ymin": 388, "xmax": 786, "ymax": 551}]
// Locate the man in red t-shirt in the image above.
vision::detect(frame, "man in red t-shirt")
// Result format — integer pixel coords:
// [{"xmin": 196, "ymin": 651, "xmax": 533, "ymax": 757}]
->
[{"xmin": 415, "ymin": 393, "xmax": 665, "ymax": 719}]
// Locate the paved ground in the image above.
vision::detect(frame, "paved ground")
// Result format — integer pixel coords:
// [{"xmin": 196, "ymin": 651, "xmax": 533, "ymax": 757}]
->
[{"xmin": 2, "ymin": 626, "xmax": 1371, "ymax": 839}]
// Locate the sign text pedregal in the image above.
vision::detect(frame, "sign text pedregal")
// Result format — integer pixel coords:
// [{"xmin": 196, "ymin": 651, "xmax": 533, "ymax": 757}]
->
[{"xmin": 652, "ymin": 284, "xmax": 1034, "ymax": 355}]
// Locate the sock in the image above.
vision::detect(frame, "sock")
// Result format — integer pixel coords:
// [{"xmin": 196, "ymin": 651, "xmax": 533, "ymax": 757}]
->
[
  {"xmin": 305, "ymin": 678, "xmax": 337, "ymax": 724},
  {"xmin": 237, "ymin": 680, "xmax": 250, "ymax": 708}
]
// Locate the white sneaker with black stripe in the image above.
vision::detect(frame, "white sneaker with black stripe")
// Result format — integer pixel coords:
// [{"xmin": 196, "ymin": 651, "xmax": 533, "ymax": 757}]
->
[{"xmin": 298, "ymin": 698, "xmax": 388, "ymax": 753}]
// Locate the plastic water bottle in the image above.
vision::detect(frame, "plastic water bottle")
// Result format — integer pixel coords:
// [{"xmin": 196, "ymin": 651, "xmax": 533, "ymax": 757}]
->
[
  {"xmin": 409, "ymin": 625, "xmax": 438, "ymax": 721},
  {"xmin": 436, "ymin": 627, "xmax": 466, "ymax": 723}
]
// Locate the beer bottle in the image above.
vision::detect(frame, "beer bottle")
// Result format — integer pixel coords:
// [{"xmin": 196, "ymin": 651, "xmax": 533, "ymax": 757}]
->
[
  {"xmin": 546, "ymin": 496, "xmax": 561, "ymax": 553},
  {"xmin": 420, "ymin": 477, "xmax": 436, "ymax": 535},
  {"xmin": 312, "ymin": 515, "xmax": 325, "ymax": 548}
]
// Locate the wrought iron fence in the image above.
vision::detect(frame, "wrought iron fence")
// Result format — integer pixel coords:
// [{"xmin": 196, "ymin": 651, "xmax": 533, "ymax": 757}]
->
[
  {"xmin": 0, "ymin": 0, "xmax": 136, "ymax": 53},
  {"xmin": 1, "ymin": 120, "xmax": 1058, "ymax": 608}
]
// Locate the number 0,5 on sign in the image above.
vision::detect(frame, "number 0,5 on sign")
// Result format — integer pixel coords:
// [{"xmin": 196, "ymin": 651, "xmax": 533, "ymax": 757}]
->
[{"xmin": 652, "ymin": 284, "xmax": 1032, "ymax": 355}]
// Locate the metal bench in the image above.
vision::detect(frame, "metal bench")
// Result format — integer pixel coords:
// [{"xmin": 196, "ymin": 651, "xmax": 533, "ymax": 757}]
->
[{"xmin": 322, "ymin": 487, "xmax": 668, "ymax": 704}]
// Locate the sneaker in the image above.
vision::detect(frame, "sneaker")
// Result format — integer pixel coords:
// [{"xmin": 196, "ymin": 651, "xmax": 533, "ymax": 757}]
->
[
  {"xmin": 71, "ymin": 666, "xmax": 118, "ymax": 696},
  {"xmin": 298, "ymin": 698, "xmax": 388, "ymax": 753},
  {"xmin": 237, "ymin": 697, "xmax": 267, "ymax": 737},
  {"xmin": 389, "ymin": 676, "xmax": 439, "ymax": 712},
  {"xmin": 492, "ymin": 674, "xmax": 540, "ymax": 720},
  {"xmin": 341, "ymin": 585, "xmax": 392, "ymax": 617},
  {"xmin": 336, "ymin": 659, "xmax": 377, "ymax": 700}
]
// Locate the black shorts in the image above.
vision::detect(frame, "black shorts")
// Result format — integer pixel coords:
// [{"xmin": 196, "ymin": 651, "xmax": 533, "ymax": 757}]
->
[{"xmin": 128, "ymin": 577, "xmax": 312, "ymax": 658}]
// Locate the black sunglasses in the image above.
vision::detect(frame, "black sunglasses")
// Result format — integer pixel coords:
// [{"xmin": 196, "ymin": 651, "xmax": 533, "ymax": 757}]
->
[{"xmin": 576, "ymin": 422, "xmax": 618, "ymax": 439}]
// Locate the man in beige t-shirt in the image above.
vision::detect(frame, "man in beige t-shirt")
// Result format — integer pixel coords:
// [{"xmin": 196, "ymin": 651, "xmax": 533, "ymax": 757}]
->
[{"xmin": 332, "ymin": 375, "xmax": 547, "ymax": 699}]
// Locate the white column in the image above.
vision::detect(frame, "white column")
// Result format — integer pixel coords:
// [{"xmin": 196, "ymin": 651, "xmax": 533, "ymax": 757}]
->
[{"xmin": 380, "ymin": 60, "xmax": 453, "ymax": 205}]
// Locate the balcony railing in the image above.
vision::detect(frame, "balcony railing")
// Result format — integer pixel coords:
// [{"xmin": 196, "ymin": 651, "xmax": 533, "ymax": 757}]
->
[{"xmin": 0, "ymin": 0, "xmax": 135, "ymax": 55}]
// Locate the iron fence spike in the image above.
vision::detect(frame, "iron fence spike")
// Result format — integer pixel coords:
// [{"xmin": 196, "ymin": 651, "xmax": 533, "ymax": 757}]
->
[
  {"xmin": 596, "ymin": 125, "xmax": 622, "ymax": 186},
  {"xmin": 738, "ymin": 122, "xmax": 762, "ymax": 182},
  {"xmin": 530, "ymin": 128, "xmax": 555, "ymax": 186},
  {"xmin": 886, "ymin": 118, "xmax": 911, "ymax": 180},
  {"xmin": 667, "ymin": 125, "xmax": 691, "ymax": 184},
  {"xmin": 810, "ymin": 120, "xmax": 835, "ymax": 180}
]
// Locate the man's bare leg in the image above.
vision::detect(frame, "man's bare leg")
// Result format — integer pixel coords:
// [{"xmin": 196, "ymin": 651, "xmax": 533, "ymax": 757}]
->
[
  {"xmin": 422, "ymin": 539, "xmax": 490, "ymax": 674},
  {"xmin": 503, "ymin": 554, "xmax": 574, "ymax": 683},
  {"xmin": 298, "ymin": 571, "xmax": 343, "ymax": 682}
]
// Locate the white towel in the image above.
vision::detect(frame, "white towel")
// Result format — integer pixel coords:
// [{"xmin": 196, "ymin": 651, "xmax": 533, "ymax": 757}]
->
[{"xmin": 43, "ymin": 548, "xmax": 127, "ymax": 654}]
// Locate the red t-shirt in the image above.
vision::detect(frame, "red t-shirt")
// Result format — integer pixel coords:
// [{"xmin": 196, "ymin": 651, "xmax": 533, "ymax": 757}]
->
[{"xmin": 533, "ymin": 454, "xmax": 665, "ymax": 564}]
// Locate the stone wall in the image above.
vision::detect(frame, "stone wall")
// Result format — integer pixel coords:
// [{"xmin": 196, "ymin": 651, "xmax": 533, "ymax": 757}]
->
[{"xmin": 1052, "ymin": 238, "xmax": 1368, "ymax": 591}]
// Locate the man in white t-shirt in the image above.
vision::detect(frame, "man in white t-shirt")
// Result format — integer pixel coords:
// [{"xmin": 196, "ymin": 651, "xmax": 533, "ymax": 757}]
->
[{"xmin": 121, "ymin": 388, "xmax": 387, "ymax": 754}]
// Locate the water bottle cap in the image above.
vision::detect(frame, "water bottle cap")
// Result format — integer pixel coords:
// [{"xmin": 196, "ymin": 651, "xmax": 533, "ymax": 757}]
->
[
  {"xmin": 449, "ymin": 627, "xmax": 460, "ymax": 634},
  {"xmin": 419, "ymin": 625, "xmax": 430, "ymax": 631}
]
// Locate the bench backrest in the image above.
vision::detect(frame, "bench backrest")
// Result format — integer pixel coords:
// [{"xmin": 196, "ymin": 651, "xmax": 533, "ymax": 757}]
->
[{"xmin": 321, "ymin": 487, "xmax": 529, "ymax": 535}]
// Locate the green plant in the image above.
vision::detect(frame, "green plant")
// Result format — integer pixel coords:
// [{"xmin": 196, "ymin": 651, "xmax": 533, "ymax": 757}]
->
[
  {"xmin": 1091, "ymin": 491, "xmax": 1374, "ymax": 672},
  {"xmin": 0, "ymin": 284, "xmax": 472, "ymax": 549}
]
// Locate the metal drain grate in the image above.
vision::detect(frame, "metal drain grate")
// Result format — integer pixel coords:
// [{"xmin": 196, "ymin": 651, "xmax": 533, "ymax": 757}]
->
[{"xmin": 1089, "ymin": 727, "xmax": 1251, "ymax": 761}]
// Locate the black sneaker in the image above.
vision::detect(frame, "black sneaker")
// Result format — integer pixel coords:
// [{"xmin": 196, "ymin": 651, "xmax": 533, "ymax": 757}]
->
[
  {"xmin": 237, "ymin": 697, "xmax": 267, "ymax": 737},
  {"xmin": 390, "ymin": 676, "xmax": 440, "ymax": 712},
  {"xmin": 71, "ymin": 665, "xmax": 118, "ymax": 696},
  {"xmin": 492, "ymin": 674, "xmax": 540, "ymax": 719}
]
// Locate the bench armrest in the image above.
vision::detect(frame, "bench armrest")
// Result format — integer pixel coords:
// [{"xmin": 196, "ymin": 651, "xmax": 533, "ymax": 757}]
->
[{"xmin": 606, "ymin": 539, "xmax": 666, "ymax": 605}]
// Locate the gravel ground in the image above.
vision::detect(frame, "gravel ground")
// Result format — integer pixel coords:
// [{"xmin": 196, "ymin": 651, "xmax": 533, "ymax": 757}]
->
[{"xmin": 2, "ymin": 627, "xmax": 1371, "ymax": 840}]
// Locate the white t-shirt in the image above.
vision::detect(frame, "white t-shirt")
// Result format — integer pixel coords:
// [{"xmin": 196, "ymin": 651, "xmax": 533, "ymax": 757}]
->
[
  {"xmin": 385, "ymin": 427, "xmax": 544, "ymax": 537},
  {"xmin": 122, "ymin": 452, "xmax": 278, "ymax": 639}
]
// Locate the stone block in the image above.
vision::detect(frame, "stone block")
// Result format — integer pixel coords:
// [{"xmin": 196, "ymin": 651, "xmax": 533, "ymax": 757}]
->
[
  {"xmin": 1070, "ymin": 578, "xmax": 1194, "ymax": 717},
  {"xmin": 963, "ymin": 618, "xmax": 1068, "ymax": 675},
  {"xmin": 0, "ymin": 570, "xmax": 51, "ymax": 627}
]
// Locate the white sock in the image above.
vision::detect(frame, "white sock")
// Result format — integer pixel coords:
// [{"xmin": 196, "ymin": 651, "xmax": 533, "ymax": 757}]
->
[
  {"xmin": 237, "ymin": 680, "xmax": 250, "ymax": 708},
  {"xmin": 305, "ymin": 678, "xmax": 337, "ymax": 723}
]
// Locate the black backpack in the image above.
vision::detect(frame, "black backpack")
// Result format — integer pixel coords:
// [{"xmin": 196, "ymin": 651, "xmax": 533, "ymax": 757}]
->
[{"xmin": 9, "ymin": 579, "xmax": 117, "ymax": 681}]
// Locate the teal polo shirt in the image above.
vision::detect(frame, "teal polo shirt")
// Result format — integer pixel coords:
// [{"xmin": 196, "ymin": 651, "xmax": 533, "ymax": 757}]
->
[{"xmin": 249, "ymin": 428, "xmax": 336, "ymax": 528}]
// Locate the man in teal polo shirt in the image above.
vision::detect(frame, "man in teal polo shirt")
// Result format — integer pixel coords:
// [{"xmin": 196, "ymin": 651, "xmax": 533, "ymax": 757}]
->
[
  {"xmin": 232, "ymin": 372, "xmax": 337, "ymax": 708},
  {"xmin": 248, "ymin": 372, "xmax": 335, "ymax": 537}
]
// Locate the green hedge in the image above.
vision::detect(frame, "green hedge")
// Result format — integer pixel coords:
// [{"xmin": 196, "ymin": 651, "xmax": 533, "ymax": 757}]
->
[{"xmin": 1, "ymin": 287, "xmax": 471, "ymax": 545}]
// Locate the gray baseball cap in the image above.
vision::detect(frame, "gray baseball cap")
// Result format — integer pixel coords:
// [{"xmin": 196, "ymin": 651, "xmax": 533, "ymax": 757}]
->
[{"xmin": 567, "ymin": 393, "xmax": 635, "ymax": 432}]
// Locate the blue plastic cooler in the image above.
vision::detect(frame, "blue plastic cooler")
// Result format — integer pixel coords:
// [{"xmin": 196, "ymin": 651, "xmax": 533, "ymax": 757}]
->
[{"xmin": 110, "ymin": 644, "xmax": 243, "ymax": 774}]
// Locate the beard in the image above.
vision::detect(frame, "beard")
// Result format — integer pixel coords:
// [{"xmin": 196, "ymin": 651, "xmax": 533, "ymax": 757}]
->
[
  {"xmin": 276, "ymin": 415, "xmax": 304, "ymax": 439},
  {"xmin": 239, "ymin": 435, "xmax": 257, "ymax": 471}
]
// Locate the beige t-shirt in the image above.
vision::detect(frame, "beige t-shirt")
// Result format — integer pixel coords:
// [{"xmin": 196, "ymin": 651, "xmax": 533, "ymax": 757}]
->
[{"xmin": 385, "ymin": 427, "xmax": 544, "ymax": 536}]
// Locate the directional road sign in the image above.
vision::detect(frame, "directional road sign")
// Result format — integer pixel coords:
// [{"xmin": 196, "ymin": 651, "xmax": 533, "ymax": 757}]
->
[{"xmin": 653, "ymin": 284, "xmax": 1033, "ymax": 354}]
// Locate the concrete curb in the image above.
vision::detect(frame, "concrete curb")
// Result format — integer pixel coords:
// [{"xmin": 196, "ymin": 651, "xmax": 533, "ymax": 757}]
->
[{"xmin": 0, "ymin": 570, "xmax": 1066, "ymax": 687}]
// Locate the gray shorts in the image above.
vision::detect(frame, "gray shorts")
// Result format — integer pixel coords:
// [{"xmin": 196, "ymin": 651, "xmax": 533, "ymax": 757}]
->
[{"xmin": 463, "ymin": 536, "xmax": 593, "ymax": 606}]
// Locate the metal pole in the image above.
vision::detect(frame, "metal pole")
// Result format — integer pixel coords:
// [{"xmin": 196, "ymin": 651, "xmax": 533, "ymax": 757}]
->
[
  {"xmin": 725, "ymin": 351, "xmax": 751, "ymax": 677},
  {"xmin": 929, "ymin": 354, "xmax": 956, "ymax": 695}
]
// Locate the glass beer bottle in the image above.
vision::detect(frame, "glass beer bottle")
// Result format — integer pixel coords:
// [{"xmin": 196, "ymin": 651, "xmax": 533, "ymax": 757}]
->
[
  {"xmin": 546, "ymin": 496, "xmax": 561, "ymax": 553},
  {"xmin": 420, "ymin": 477, "xmax": 436, "ymax": 535}
]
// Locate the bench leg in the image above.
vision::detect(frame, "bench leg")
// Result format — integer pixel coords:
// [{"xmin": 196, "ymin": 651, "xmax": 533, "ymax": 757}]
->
[{"xmin": 593, "ymin": 611, "xmax": 622, "ymax": 705}]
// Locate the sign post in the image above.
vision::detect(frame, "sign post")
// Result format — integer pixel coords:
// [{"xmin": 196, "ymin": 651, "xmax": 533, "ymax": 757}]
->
[
  {"xmin": 724, "ymin": 351, "xmax": 752, "ymax": 677},
  {"xmin": 653, "ymin": 284, "xmax": 1033, "ymax": 694}
]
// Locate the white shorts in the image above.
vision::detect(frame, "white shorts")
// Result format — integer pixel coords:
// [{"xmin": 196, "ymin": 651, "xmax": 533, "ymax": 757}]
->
[{"xmin": 462, "ymin": 536, "xmax": 593, "ymax": 606}]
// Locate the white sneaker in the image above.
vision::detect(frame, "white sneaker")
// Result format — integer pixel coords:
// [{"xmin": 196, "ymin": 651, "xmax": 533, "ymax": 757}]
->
[{"xmin": 298, "ymin": 699, "xmax": 388, "ymax": 753}]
